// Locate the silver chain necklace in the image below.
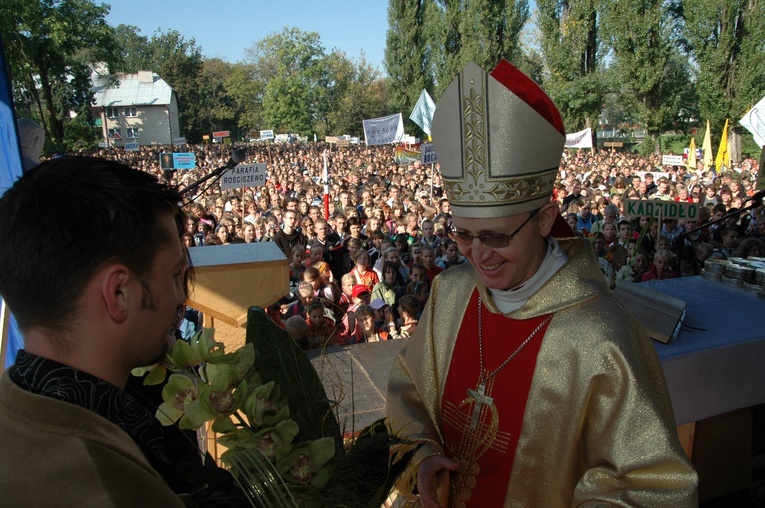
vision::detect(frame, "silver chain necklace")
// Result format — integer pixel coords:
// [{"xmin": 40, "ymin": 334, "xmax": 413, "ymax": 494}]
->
[{"xmin": 467, "ymin": 297, "xmax": 553, "ymax": 429}]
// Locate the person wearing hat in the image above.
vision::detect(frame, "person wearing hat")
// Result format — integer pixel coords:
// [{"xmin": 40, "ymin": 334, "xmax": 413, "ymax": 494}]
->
[
  {"xmin": 340, "ymin": 284, "xmax": 371, "ymax": 343},
  {"xmin": 386, "ymin": 60, "xmax": 697, "ymax": 507}
]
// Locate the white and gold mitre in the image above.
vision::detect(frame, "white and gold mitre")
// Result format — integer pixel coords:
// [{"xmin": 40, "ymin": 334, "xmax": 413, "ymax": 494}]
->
[{"xmin": 432, "ymin": 59, "xmax": 566, "ymax": 218}]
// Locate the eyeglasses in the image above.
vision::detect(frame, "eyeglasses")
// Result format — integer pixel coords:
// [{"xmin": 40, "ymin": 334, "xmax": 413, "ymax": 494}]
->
[{"xmin": 448, "ymin": 209, "xmax": 538, "ymax": 248}]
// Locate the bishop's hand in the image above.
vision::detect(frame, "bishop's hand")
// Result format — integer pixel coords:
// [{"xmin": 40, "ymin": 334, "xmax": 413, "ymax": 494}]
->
[{"xmin": 417, "ymin": 454, "xmax": 459, "ymax": 507}]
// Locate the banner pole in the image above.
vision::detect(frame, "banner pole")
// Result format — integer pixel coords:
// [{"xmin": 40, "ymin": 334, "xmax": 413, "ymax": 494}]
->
[
  {"xmin": 323, "ymin": 150, "xmax": 330, "ymax": 220},
  {"xmin": 431, "ymin": 163, "xmax": 434, "ymax": 199}
]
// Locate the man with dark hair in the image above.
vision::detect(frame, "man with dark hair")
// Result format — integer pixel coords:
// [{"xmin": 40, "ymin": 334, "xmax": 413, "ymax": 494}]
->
[{"xmin": 0, "ymin": 157, "xmax": 187, "ymax": 506}]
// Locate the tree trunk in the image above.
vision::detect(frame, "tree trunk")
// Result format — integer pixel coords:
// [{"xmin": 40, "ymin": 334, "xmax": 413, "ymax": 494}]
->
[{"xmin": 730, "ymin": 129, "xmax": 742, "ymax": 164}]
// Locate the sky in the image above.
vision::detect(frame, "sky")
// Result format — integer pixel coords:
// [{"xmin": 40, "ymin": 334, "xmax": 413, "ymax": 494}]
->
[{"xmin": 106, "ymin": 0, "xmax": 390, "ymax": 73}]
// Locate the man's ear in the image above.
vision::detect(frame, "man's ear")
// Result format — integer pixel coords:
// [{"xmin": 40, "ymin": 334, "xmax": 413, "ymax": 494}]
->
[
  {"xmin": 101, "ymin": 266, "xmax": 131, "ymax": 323},
  {"xmin": 537, "ymin": 202, "xmax": 561, "ymax": 237}
]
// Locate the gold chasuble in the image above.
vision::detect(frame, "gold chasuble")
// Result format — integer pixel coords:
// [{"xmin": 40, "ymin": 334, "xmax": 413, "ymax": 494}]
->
[
  {"xmin": 442, "ymin": 289, "xmax": 550, "ymax": 506},
  {"xmin": 387, "ymin": 238, "xmax": 698, "ymax": 507}
]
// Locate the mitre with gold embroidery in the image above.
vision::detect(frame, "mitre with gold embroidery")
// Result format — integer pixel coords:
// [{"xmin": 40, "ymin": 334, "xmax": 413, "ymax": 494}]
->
[{"xmin": 432, "ymin": 60, "xmax": 566, "ymax": 218}]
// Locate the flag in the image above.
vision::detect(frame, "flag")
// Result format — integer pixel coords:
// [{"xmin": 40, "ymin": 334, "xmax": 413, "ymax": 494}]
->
[
  {"xmin": 395, "ymin": 144, "xmax": 422, "ymax": 165},
  {"xmin": 702, "ymin": 120, "xmax": 713, "ymax": 169},
  {"xmin": 565, "ymin": 128, "xmax": 593, "ymax": 149},
  {"xmin": 363, "ymin": 113, "xmax": 404, "ymax": 146},
  {"xmin": 686, "ymin": 137, "xmax": 697, "ymax": 170},
  {"xmin": 409, "ymin": 89, "xmax": 436, "ymax": 138},
  {"xmin": 0, "ymin": 38, "xmax": 25, "ymax": 369},
  {"xmin": 715, "ymin": 119, "xmax": 730, "ymax": 171},
  {"xmin": 739, "ymin": 94, "xmax": 765, "ymax": 148}
]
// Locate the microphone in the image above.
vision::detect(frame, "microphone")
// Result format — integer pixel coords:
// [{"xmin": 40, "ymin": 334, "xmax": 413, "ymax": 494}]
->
[
  {"xmin": 178, "ymin": 148, "xmax": 246, "ymax": 198},
  {"xmin": 225, "ymin": 148, "xmax": 246, "ymax": 168}
]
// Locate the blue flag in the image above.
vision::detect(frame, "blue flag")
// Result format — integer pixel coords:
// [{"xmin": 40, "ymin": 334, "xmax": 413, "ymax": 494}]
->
[{"xmin": 0, "ymin": 35, "xmax": 26, "ymax": 368}]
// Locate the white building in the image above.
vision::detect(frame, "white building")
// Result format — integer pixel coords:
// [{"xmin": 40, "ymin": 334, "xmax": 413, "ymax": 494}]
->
[{"xmin": 91, "ymin": 70, "xmax": 181, "ymax": 146}]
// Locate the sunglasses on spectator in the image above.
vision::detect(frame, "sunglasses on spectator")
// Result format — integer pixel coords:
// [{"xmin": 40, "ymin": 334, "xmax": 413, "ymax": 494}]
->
[{"xmin": 448, "ymin": 209, "xmax": 538, "ymax": 248}]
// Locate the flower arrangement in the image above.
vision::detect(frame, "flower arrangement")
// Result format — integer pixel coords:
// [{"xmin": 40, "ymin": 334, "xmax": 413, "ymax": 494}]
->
[{"xmin": 134, "ymin": 306, "xmax": 418, "ymax": 507}]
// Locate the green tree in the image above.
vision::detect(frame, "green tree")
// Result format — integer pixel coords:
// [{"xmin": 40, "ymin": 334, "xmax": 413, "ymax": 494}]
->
[
  {"xmin": 0, "ymin": 0, "xmax": 118, "ymax": 151},
  {"xmin": 225, "ymin": 62, "xmax": 265, "ymax": 137},
  {"xmin": 198, "ymin": 58, "xmax": 237, "ymax": 136},
  {"xmin": 537, "ymin": 0, "xmax": 605, "ymax": 135},
  {"xmin": 113, "ymin": 26, "xmax": 205, "ymax": 141},
  {"xmin": 246, "ymin": 27, "xmax": 326, "ymax": 135},
  {"xmin": 600, "ymin": 0, "xmax": 689, "ymax": 154},
  {"xmin": 111, "ymin": 24, "xmax": 150, "ymax": 72},
  {"xmin": 682, "ymin": 0, "xmax": 765, "ymax": 162},
  {"xmin": 324, "ymin": 52, "xmax": 388, "ymax": 137},
  {"xmin": 386, "ymin": 0, "xmax": 434, "ymax": 127},
  {"xmin": 423, "ymin": 0, "xmax": 529, "ymax": 96}
]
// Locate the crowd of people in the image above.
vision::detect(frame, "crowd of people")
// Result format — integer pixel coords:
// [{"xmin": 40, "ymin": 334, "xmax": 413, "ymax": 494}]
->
[{"xmin": 70, "ymin": 133, "xmax": 763, "ymax": 349}]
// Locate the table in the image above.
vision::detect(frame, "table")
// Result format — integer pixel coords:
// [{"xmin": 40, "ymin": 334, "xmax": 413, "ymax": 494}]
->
[{"xmin": 645, "ymin": 276, "xmax": 765, "ymax": 426}]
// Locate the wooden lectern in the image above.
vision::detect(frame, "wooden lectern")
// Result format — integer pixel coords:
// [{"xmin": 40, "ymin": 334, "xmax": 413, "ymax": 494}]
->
[{"xmin": 187, "ymin": 242, "xmax": 289, "ymax": 350}]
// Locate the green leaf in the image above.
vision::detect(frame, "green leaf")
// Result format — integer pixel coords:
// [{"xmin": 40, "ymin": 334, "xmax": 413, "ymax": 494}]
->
[
  {"xmin": 211, "ymin": 416, "xmax": 237, "ymax": 434},
  {"xmin": 245, "ymin": 306, "xmax": 342, "ymax": 452},
  {"xmin": 143, "ymin": 364, "xmax": 168, "ymax": 386}
]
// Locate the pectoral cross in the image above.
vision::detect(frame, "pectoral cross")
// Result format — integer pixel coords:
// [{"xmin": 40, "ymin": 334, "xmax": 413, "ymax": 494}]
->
[{"xmin": 467, "ymin": 383, "xmax": 493, "ymax": 429}]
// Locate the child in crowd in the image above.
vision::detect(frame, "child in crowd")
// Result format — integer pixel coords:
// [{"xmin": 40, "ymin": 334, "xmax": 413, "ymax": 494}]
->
[
  {"xmin": 349, "ymin": 249, "xmax": 379, "ymax": 291},
  {"xmin": 307, "ymin": 244, "xmax": 333, "ymax": 282},
  {"xmin": 421, "ymin": 246, "xmax": 443, "ymax": 282},
  {"xmin": 408, "ymin": 242, "xmax": 423, "ymax": 267},
  {"xmin": 385, "ymin": 294, "xmax": 421, "ymax": 340},
  {"xmin": 341, "ymin": 284, "xmax": 371, "ymax": 342},
  {"xmin": 354, "ymin": 305, "xmax": 389, "ymax": 343},
  {"xmin": 286, "ymin": 281, "xmax": 315, "ymax": 319},
  {"xmin": 371, "ymin": 261, "xmax": 401, "ymax": 308},
  {"xmin": 303, "ymin": 301, "xmax": 338, "ymax": 349},
  {"xmin": 289, "ymin": 245, "xmax": 306, "ymax": 283},
  {"xmin": 406, "ymin": 280, "xmax": 430, "ymax": 309},
  {"xmin": 284, "ymin": 315, "xmax": 308, "ymax": 344},
  {"xmin": 420, "ymin": 219, "xmax": 442, "ymax": 256},
  {"xmin": 617, "ymin": 220, "xmax": 632, "ymax": 250},
  {"xmin": 642, "ymin": 249, "xmax": 678, "ymax": 282},
  {"xmin": 631, "ymin": 251, "xmax": 650, "ymax": 283},
  {"xmin": 436, "ymin": 239, "xmax": 467, "ymax": 269},
  {"xmin": 302, "ymin": 266, "xmax": 337, "ymax": 305},
  {"xmin": 369, "ymin": 298, "xmax": 389, "ymax": 330},
  {"xmin": 266, "ymin": 302, "xmax": 286, "ymax": 330}
]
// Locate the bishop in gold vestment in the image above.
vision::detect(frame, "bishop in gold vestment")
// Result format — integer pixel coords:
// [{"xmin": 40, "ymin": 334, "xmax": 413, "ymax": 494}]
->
[
  {"xmin": 387, "ymin": 238, "xmax": 697, "ymax": 506},
  {"xmin": 385, "ymin": 59, "xmax": 697, "ymax": 507}
]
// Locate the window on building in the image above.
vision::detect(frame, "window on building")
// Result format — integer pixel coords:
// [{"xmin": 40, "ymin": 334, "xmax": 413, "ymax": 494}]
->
[
  {"xmin": 106, "ymin": 107, "xmax": 119, "ymax": 119},
  {"xmin": 124, "ymin": 107, "xmax": 137, "ymax": 117},
  {"xmin": 108, "ymin": 128, "xmax": 122, "ymax": 140},
  {"xmin": 126, "ymin": 128, "xmax": 140, "ymax": 139}
]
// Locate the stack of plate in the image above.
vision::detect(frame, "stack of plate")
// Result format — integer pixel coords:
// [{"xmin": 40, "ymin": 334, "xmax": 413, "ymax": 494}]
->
[
  {"xmin": 701, "ymin": 259, "xmax": 728, "ymax": 282},
  {"xmin": 724, "ymin": 263, "xmax": 754, "ymax": 283}
]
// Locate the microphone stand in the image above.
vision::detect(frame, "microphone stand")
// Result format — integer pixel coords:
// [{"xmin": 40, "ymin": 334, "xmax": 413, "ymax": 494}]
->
[
  {"xmin": 680, "ymin": 146, "xmax": 765, "ymax": 239},
  {"xmin": 177, "ymin": 149, "xmax": 246, "ymax": 204},
  {"xmin": 678, "ymin": 191, "xmax": 763, "ymax": 239}
]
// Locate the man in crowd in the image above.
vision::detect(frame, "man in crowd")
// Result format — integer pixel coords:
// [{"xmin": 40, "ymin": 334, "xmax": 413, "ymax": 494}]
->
[
  {"xmin": 386, "ymin": 60, "xmax": 697, "ymax": 507},
  {"xmin": 273, "ymin": 208, "xmax": 307, "ymax": 257},
  {"xmin": 0, "ymin": 157, "xmax": 188, "ymax": 505}
]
